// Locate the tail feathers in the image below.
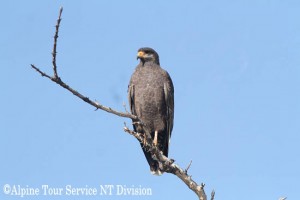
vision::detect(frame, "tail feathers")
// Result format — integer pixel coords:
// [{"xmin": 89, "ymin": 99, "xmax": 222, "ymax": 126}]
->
[
  {"xmin": 151, "ymin": 169, "xmax": 163, "ymax": 176},
  {"xmin": 141, "ymin": 145, "xmax": 164, "ymax": 176},
  {"xmin": 150, "ymin": 162, "xmax": 163, "ymax": 176},
  {"xmin": 139, "ymin": 130, "xmax": 170, "ymax": 176}
]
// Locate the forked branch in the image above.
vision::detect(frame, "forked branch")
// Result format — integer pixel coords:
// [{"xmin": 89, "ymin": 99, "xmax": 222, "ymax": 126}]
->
[{"xmin": 31, "ymin": 7, "xmax": 213, "ymax": 200}]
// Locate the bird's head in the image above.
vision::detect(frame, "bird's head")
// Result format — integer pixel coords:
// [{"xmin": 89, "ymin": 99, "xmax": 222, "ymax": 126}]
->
[{"xmin": 137, "ymin": 47, "xmax": 160, "ymax": 65}]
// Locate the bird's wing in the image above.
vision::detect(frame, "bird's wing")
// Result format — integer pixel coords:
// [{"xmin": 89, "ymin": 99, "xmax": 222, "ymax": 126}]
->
[
  {"xmin": 163, "ymin": 72, "xmax": 174, "ymax": 141},
  {"xmin": 128, "ymin": 83, "xmax": 137, "ymax": 131},
  {"xmin": 128, "ymin": 83, "xmax": 135, "ymax": 113}
]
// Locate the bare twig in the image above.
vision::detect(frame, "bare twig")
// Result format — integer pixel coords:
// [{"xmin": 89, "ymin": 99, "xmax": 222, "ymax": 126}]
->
[
  {"xmin": 52, "ymin": 6, "xmax": 63, "ymax": 78},
  {"xmin": 211, "ymin": 190, "xmax": 215, "ymax": 200},
  {"xmin": 185, "ymin": 160, "xmax": 193, "ymax": 174},
  {"xmin": 31, "ymin": 7, "xmax": 213, "ymax": 200},
  {"xmin": 122, "ymin": 102, "xmax": 130, "ymax": 113}
]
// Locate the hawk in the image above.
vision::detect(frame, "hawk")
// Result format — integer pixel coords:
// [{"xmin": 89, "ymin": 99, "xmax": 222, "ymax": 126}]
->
[{"xmin": 128, "ymin": 47, "xmax": 174, "ymax": 175}]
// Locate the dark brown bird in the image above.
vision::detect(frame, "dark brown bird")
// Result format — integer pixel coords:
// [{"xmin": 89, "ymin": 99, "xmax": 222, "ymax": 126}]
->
[{"xmin": 128, "ymin": 47, "xmax": 174, "ymax": 175}]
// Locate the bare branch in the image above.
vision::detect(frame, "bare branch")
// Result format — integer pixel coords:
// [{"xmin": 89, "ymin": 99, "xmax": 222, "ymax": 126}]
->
[
  {"xmin": 52, "ymin": 6, "xmax": 63, "ymax": 79},
  {"xmin": 31, "ymin": 64, "xmax": 53, "ymax": 80},
  {"xmin": 124, "ymin": 126, "xmax": 207, "ymax": 200},
  {"xmin": 31, "ymin": 63, "xmax": 137, "ymax": 119},
  {"xmin": 30, "ymin": 8, "xmax": 137, "ymax": 121},
  {"xmin": 31, "ymin": 7, "xmax": 213, "ymax": 200}
]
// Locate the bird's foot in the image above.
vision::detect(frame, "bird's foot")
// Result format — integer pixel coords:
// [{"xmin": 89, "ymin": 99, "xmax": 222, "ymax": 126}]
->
[{"xmin": 153, "ymin": 131, "xmax": 158, "ymax": 146}]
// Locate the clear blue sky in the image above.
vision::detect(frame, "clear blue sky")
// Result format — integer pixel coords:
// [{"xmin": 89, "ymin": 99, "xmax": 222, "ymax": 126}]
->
[{"xmin": 1, "ymin": 1, "xmax": 299, "ymax": 200}]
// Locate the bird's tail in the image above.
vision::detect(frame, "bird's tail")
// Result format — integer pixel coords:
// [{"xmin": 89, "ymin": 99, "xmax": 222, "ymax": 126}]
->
[
  {"xmin": 151, "ymin": 168, "xmax": 163, "ymax": 176},
  {"xmin": 141, "ymin": 143, "xmax": 164, "ymax": 176},
  {"xmin": 141, "ymin": 129, "xmax": 171, "ymax": 175}
]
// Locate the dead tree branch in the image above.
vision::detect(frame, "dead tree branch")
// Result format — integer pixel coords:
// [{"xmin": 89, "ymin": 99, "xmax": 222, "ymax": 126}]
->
[
  {"xmin": 31, "ymin": 7, "xmax": 212, "ymax": 200},
  {"xmin": 124, "ymin": 126, "xmax": 207, "ymax": 199},
  {"xmin": 52, "ymin": 6, "xmax": 62, "ymax": 78},
  {"xmin": 31, "ymin": 8, "xmax": 137, "ymax": 120}
]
